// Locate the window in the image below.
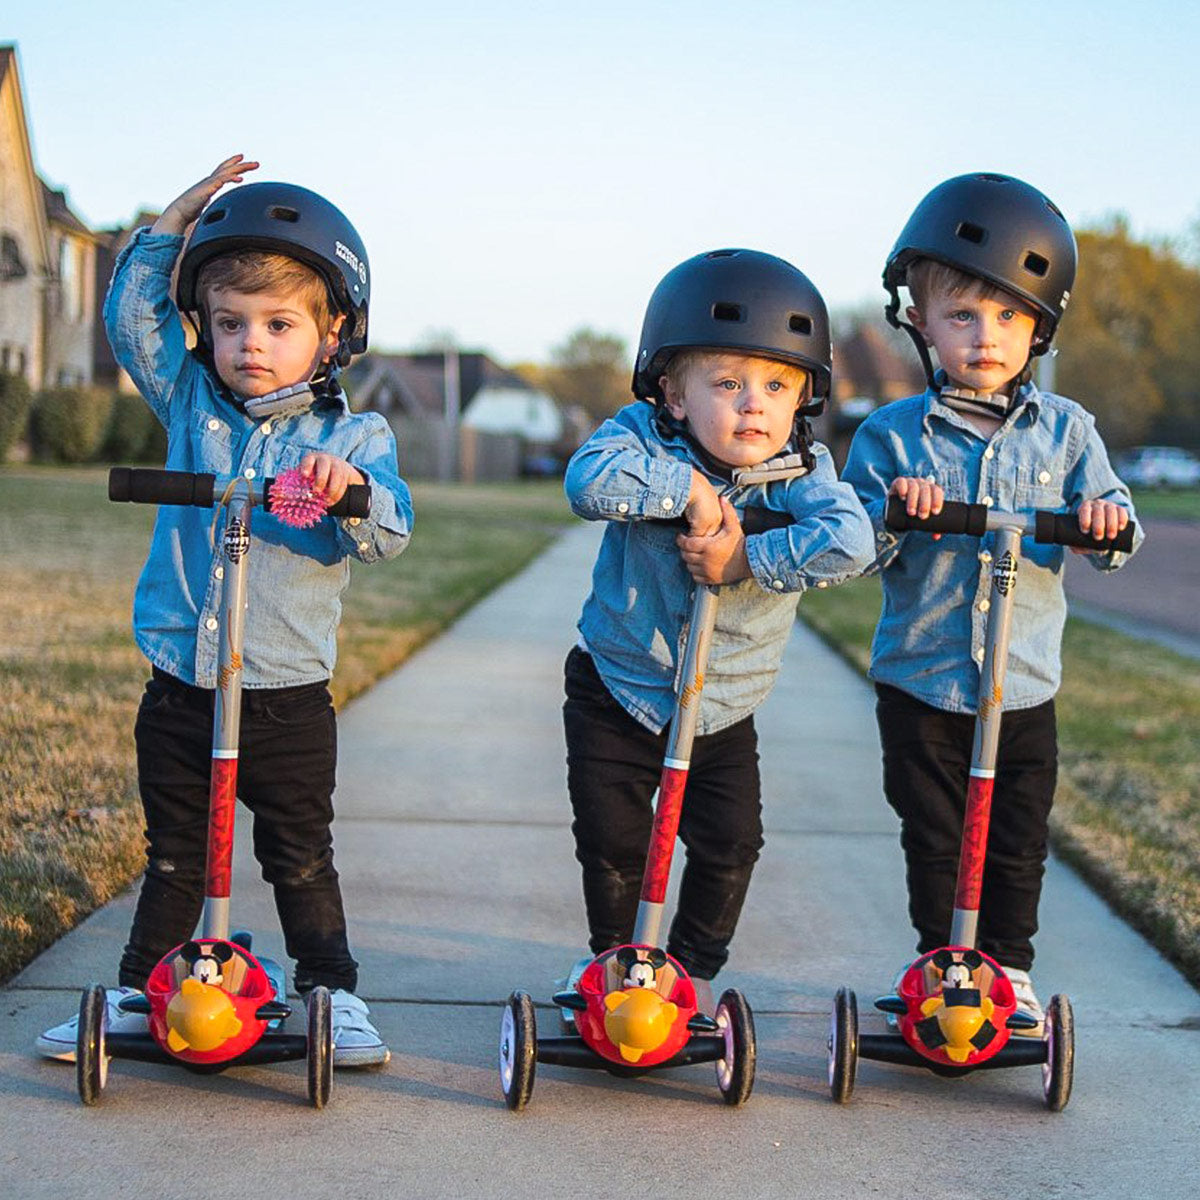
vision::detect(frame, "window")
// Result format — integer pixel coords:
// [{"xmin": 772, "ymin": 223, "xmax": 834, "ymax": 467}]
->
[{"xmin": 1, "ymin": 234, "xmax": 27, "ymax": 280}]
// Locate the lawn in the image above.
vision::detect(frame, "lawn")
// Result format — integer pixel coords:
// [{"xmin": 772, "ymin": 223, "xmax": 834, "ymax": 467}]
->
[
  {"xmin": 798, "ymin": 573, "xmax": 1200, "ymax": 988},
  {"xmin": 0, "ymin": 467, "xmax": 574, "ymax": 983},
  {"xmin": 1127, "ymin": 486, "xmax": 1199, "ymax": 522}
]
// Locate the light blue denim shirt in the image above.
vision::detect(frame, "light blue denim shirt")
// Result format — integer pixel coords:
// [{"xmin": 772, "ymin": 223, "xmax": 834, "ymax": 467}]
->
[
  {"xmin": 105, "ymin": 228, "xmax": 413, "ymax": 688},
  {"xmin": 842, "ymin": 381, "xmax": 1141, "ymax": 714},
  {"xmin": 566, "ymin": 401, "xmax": 875, "ymax": 735}
]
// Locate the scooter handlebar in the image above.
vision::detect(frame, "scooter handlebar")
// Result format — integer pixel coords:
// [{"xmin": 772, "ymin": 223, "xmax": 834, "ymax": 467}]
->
[
  {"xmin": 885, "ymin": 495, "xmax": 1136, "ymax": 553},
  {"xmin": 108, "ymin": 468, "xmax": 371, "ymax": 519},
  {"xmin": 661, "ymin": 506, "xmax": 795, "ymax": 535}
]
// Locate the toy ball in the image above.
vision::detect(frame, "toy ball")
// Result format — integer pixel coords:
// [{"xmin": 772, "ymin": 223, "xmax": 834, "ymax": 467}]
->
[{"xmin": 268, "ymin": 468, "xmax": 329, "ymax": 529}]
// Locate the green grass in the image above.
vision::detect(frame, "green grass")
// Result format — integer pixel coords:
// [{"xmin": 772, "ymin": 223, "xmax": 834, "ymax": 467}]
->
[
  {"xmin": 799, "ymin": 574, "xmax": 1200, "ymax": 988},
  {"xmin": 1128, "ymin": 487, "xmax": 1200, "ymax": 521},
  {"xmin": 0, "ymin": 467, "xmax": 573, "ymax": 984}
]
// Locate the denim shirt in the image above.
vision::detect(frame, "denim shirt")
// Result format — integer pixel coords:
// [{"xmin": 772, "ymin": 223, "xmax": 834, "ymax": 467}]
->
[
  {"xmin": 842, "ymin": 381, "xmax": 1141, "ymax": 714},
  {"xmin": 566, "ymin": 401, "xmax": 875, "ymax": 735},
  {"xmin": 105, "ymin": 228, "xmax": 413, "ymax": 688}
]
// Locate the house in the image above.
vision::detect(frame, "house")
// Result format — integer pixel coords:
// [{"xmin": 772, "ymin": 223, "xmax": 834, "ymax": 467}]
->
[{"xmin": 0, "ymin": 45, "xmax": 98, "ymax": 389}]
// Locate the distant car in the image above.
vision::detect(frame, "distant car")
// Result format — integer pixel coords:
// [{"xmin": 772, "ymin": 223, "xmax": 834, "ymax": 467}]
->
[{"xmin": 1114, "ymin": 445, "xmax": 1200, "ymax": 489}]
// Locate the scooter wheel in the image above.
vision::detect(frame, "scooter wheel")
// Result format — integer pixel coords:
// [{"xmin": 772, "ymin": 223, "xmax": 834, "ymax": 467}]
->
[
  {"xmin": 828, "ymin": 986, "xmax": 859, "ymax": 1104},
  {"xmin": 76, "ymin": 983, "xmax": 108, "ymax": 1107},
  {"xmin": 1042, "ymin": 992, "xmax": 1074, "ymax": 1112},
  {"xmin": 714, "ymin": 988, "xmax": 756, "ymax": 1106},
  {"xmin": 306, "ymin": 985, "xmax": 333, "ymax": 1110},
  {"xmin": 500, "ymin": 990, "xmax": 537, "ymax": 1110}
]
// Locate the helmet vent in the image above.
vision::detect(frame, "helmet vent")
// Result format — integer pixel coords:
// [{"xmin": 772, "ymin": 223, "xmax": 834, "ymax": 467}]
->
[
  {"xmin": 1022, "ymin": 251, "xmax": 1050, "ymax": 278},
  {"xmin": 266, "ymin": 206, "xmax": 300, "ymax": 223},
  {"xmin": 955, "ymin": 221, "xmax": 987, "ymax": 245},
  {"xmin": 712, "ymin": 302, "xmax": 745, "ymax": 323},
  {"xmin": 789, "ymin": 314, "xmax": 813, "ymax": 336},
  {"xmin": 200, "ymin": 208, "xmax": 227, "ymax": 226}
]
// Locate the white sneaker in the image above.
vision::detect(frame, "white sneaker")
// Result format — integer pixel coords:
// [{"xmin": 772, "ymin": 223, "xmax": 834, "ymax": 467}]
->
[
  {"xmin": 35, "ymin": 987, "xmax": 146, "ymax": 1062},
  {"xmin": 329, "ymin": 989, "xmax": 390, "ymax": 1067},
  {"xmin": 1003, "ymin": 968, "xmax": 1045, "ymax": 1036}
]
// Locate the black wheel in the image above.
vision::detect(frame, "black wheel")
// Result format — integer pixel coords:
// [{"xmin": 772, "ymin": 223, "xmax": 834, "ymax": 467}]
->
[
  {"xmin": 306, "ymin": 985, "xmax": 333, "ymax": 1110},
  {"xmin": 500, "ymin": 990, "xmax": 537, "ymax": 1110},
  {"xmin": 76, "ymin": 984, "xmax": 108, "ymax": 1107},
  {"xmin": 1042, "ymin": 993, "xmax": 1074, "ymax": 1112},
  {"xmin": 828, "ymin": 986, "xmax": 859, "ymax": 1104},
  {"xmin": 714, "ymin": 988, "xmax": 756, "ymax": 1106}
]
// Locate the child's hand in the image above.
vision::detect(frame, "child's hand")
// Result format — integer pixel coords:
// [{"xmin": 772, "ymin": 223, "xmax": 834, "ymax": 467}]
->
[
  {"xmin": 151, "ymin": 155, "xmax": 260, "ymax": 237},
  {"xmin": 300, "ymin": 453, "xmax": 365, "ymax": 506},
  {"xmin": 1071, "ymin": 499, "xmax": 1129, "ymax": 554},
  {"xmin": 676, "ymin": 497, "xmax": 751, "ymax": 584},
  {"xmin": 889, "ymin": 475, "xmax": 944, "ymax": 539},
  {"xmin": 684, "ymin": 470, "xmax": 723, "ymax": 536}
]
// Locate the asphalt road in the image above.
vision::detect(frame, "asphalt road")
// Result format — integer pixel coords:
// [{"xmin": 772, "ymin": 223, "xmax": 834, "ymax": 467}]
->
[{"xmin": 3, "ymin": 522, "xmax": 1198, "ymax": 1199}]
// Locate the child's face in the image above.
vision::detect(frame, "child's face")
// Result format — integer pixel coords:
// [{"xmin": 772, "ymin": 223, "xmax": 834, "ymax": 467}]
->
[
  {"xmin": 207, "ymin": 287, "xmax": 341, "ymax": 400},
  {"xmin": 661, "ymin": 352, "xmax": 805, "ymax": 468},
  {"xmin": 908, "ymin": 288, "xmax": 1038, "ymax": 394}
]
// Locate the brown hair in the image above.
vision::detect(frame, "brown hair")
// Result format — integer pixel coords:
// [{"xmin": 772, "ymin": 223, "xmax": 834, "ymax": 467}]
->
[
  {"xmin": 661, "ymin": 348, "xmax": 808, "ymax": 395},
  {"xmin": 906, "ymin": 257, "xmax": 1017, "ymax": 312},
  {"xmin": 196, "ymin": 252, "xmax": 335, "ymax": 336}
]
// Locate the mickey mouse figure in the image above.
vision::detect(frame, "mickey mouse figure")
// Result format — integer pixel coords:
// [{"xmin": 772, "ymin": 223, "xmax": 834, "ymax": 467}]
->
[
  {"xmin": 180, "ymin": 940, "xmax": 234, "ymax": 986},
  {"xmin": 615, "ymin": 946, "xmax": 667, "ymax": 990}
]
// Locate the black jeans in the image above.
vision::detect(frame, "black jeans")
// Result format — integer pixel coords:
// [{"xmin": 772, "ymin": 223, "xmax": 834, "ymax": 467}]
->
[
  {"xmin": 119, "ymin": 668, "xmax": 358, "ymax": 993},
  {"xmin": 563, "ymin": 647, "xmax": 762, "ymax": 980},
  {"xmin": 875, "ymin": 682, "xmax": 1057, "ymax": 971}
]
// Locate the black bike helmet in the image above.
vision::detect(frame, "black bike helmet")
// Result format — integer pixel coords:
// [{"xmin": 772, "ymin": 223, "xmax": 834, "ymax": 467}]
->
[
  {"xmin": 633, "ymin": 249, "xmax": 832, "ymax": 415},
  {"xmin": 176, "ymin": 182, "xmax": 370, "ymax": 359},
  {"xmin": 883, "ymin": 173, "xmax": 1076, "ymax": 381}
]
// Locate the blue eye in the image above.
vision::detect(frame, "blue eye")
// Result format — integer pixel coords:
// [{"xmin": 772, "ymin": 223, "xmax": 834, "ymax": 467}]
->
[{"xmin": 719, "ymin": 378, "xmax": 739, "ymax": 390}]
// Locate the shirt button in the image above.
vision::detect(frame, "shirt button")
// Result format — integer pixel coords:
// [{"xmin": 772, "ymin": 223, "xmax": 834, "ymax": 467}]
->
[
  {"xmin": 926, "ymin": 474, "xmax": 936, "ymax": 483},
  {"xmin": 347, "ymin": 517, "xmax": 361, "ymax": 526},
  {"xmin": 980, "ymin": 551, "xmax": 992, "ymax": 563},
  {"xmin": 261, "ymin": 422, "xmax": 272, "ymax": 435},
  {"xmin": 1039, "ymin": 470, "xmax": 1051, "ymax": 484},
  {"xmin": 979, "ymin": 598, "xmax": 990, "ymax": 612},
  {"xmin": 975, "ymin": 647, "xmax": 986, "ymax": 663},
  {"xmin": 661, "ymin": 496, "xmax": 675, "ymax": 511},
  {"xmin": 771, "ymin": 579, "xmax": 784, "ymax": 591},
  {"xmin": 816, "ymin": 580, "xmax": 828, "ymax": 589},
  {"xmin": 207, "ymin": 418, "xmax": 220, "ymax": 431},
  {"xmin": 358, "ymin": 541, "xmax": 369, "ymax": 553},
  {"xmin": 205, "ymin": 617, "xmax": 218, "ymax": 631},
  {"xmin": 983, "ymin": 447, "xmax": 994, "ymax": 460},
  {"xmin": 214, "ymin": 566, "xmax": 224, "ymax": 580},
  {"xmin": 983, "ymin": 495, "xmax": 993, "ymax": 507},
  {"xmin": 244, "ymin": 468, "xmax": 256, "ymax": 480},
  {"xmin": 617, "ymin": 502, "xmax": 630, "ymax": 514}
]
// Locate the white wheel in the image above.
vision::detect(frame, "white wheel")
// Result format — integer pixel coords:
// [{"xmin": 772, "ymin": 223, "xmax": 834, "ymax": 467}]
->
[
  {"xmin": 828, "ymin": 986, "xmax": 858, "ymax": 1104},
  {"xmin": 1042, "ymin": 993, "xmax": 1074, "ymax": 1112},
  {"xmin": 714, "ymin": 988, "xmax": 756, "ymax": 1106},
  {"xmin": 500, "ymin": 991, "xmax": 536, "ymax": 1110}
]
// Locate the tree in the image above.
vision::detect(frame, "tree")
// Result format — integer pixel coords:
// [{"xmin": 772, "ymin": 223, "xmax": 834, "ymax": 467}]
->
[
  {"xmin": 1056, "ymin": 217, "xmax": 1200, "ymax": 449},
  {"xmin": 544, "ymin": 327, "xmax": 630, "ymax": 422}
]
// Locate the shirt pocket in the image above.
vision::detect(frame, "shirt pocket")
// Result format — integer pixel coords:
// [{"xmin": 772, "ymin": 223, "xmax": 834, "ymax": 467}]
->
[
  {"xmin": 191, "ymin": 409, "xmax": 237, "ymax": 467},
  {"xmin": 1014, "ymin": 463, "xmax": 1066, "ymax": 510},
  {"xmin": 912, "ymin": 464, "xmax": 968, "ymax": 502}
]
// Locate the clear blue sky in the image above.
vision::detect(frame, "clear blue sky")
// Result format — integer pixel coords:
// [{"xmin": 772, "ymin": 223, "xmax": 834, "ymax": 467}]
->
[{"xmin": 8, "ymin": 2, "xmax": 1199, "ymax": 364}]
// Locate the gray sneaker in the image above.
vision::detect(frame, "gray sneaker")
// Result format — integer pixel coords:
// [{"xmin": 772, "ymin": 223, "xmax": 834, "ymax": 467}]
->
[
  {"xmin": 1003, "ymin": 968, "xmax": 1045, "ymax": 1037},
  {"xmin": 35, "ymin": 987, "xmax": 146, "ymax": 1062},
  {"xmin": 329, "ymin": 989, "xmax": 390, "ymax": 1067}
]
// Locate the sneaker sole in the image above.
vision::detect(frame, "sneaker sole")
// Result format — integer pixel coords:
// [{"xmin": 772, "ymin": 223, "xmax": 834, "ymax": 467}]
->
[
  {"xmin": 35, "ymin": 1037, "xmax": 77, "ymax": 1062},
  {"xmin": 333, "ymin": 1046, "xmax": 391, "ymax": 1069}
]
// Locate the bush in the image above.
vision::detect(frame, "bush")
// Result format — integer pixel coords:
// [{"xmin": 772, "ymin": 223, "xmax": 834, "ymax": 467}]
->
[
  {"xmin": 102, "ymin": 392, "xmax": 157, "ymax": 462},
  {"xmin": 0, "ymin": 372, "xmax": 33, "ymax": 462},
  {"xmin": 31, "ymin": 387, "xmax": 115, "ymax": 463}
]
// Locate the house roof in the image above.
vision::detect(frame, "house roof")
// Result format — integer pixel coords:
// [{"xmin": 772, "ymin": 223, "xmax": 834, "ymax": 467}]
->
[
  {"xmin": 39, "ymin": 179, "xmax": 94, "ymax": 240},
  {"xmin": 345, "ymin": 350, "xmax": 539, "ymax": 418},
  {"xmin": 836, "ymin": 323, "xmax": 924, "ymax": 396}
]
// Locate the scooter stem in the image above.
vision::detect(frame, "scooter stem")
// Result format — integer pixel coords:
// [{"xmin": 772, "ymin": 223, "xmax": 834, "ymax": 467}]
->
[
  {"xmin": 950, "ymin": 523, "xmax": 1020, "ymax": 948},
  {"xmin": 202, "ymin": 484, "xmax": 253, "ymax": 940},
  {"xmin": 633, "ymin": 584, "xmax": 720, "ymax": 949}
]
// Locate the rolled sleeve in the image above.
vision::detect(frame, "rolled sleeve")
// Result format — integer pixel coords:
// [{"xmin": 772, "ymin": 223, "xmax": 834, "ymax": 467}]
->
[{"xmin": 336, "ymin": 414, "xmax": 413, "ymax": 563}]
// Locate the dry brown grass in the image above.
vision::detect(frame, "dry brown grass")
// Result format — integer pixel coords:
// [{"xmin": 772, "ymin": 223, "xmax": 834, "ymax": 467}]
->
[{"xmin": 0, "ymin": 467, "xmax": 571, "ymax": 983}]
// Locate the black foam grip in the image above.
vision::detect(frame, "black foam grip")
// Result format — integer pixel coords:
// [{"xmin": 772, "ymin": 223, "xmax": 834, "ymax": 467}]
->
[
  {"xmin": 1035, "ymin": 510, "xmax": 1136, "ymax": 553},
  {"xmin": 330, "ymin": 483, "xmax": 371, "ymax": 518},
  {"xmin": 662, "ymin": 505, "xmax": 794, "ymax": 534},
  {"xmin": 885, "ymin": 495, "xmax": 989, "ymax": 536},
  {"xmin": 108, "ymin": 468, "xmax": 216, "ymax": 507}
]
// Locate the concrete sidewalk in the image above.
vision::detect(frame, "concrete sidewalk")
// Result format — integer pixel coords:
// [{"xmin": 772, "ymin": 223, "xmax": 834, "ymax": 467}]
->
[{"xmin": 4, "ymin": 522, "xmax": 1198, "ymax": 1199}]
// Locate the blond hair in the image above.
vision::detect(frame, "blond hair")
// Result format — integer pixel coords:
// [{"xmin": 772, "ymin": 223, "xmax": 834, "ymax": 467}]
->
[
  {"xmin": 196, "ymin": 252, "xmax": 335, "ymax": 336},
  {"xmin": 662, "ymin": 348, "xmax": 808, "ymax": 395}
]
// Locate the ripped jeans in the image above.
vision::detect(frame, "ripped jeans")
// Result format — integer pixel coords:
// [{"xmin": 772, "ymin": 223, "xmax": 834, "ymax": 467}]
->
[{"xmin": 119, "ymin": 668, "xmax": 358, "ymax": 993}]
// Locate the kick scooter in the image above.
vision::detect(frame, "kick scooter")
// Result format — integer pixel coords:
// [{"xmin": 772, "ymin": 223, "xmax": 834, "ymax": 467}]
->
[
  {"xmin": 828, "ymin": 496, "xmax": 1135, "ymax": 1112},
  {"xmin": 75, "ymin": 466, "xmax": 370, "ymax": 1108},
  {"xmin": 501, "ymin": 507, "xmax": 791, "ymax": 1110}
]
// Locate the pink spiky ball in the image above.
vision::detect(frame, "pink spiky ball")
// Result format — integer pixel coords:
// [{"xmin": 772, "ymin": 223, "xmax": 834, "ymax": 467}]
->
[{"xmin": 269, "ymin": 468, "xmax": 329, "ymax": 529}]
